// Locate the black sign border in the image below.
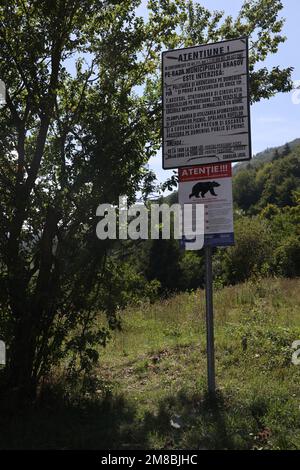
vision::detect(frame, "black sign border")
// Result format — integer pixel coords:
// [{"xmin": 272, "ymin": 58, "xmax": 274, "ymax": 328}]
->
[{"xmin": 162, "ymin": 36, "xmax": 252, "ymax": 170}]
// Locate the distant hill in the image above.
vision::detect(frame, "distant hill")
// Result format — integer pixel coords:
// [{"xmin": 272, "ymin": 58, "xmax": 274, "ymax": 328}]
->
[
  {"xmin": 233, "ymin": 141, "xmax": 300, "ymax": 213},
  {"xmin": 160, "ymin": 138, "xmax": 300, "ymax": 207},
  {"xmin": 233, "ymin": 138, "xmax": 300, "ymax": 174}
]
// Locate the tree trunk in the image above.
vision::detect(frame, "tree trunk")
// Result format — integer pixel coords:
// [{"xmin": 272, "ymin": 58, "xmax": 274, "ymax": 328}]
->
[{"xmin": 3, "ymin": 317, "xmax": 38, "ymax": 407}]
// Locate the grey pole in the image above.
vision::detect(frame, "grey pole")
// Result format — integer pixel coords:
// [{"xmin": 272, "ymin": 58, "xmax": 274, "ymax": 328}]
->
[{"xmin": 204, "ymin": 245, "xmax": 216, "ymax": 398}]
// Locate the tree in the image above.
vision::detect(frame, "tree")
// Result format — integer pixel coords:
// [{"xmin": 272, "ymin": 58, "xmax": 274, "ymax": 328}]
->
[
  {"xmin": 282, "ymin": 142, "xmax": 291, "ymax": 157},
  {"xmin": 233, "ymin": 147, "xmax": 300, "ymax": 214},
  {"xmin": 257, "ymin": 152, "xmax": 300, "ymax": 209},
  {"xmin": 273, "ymin": 149, "xmax": 280, "ymax": 161},
  {"xmin": 263, "ymin": 194, "xmax": 300, "ymax": 277},
  {"xmin": 233, "ymin": 168, "xmax": 260, "ymax": 212},
  {"xmin": 0, "ymin": 0, "xmax": 182, "ymax": 403},
  {"xmin": 218, "ymin": 217, "xmax": 275, "ymax": 284},
  {"xmin": 183, "ymin": 0, "xmax": 293, "ymax": 104},
  {"xmin": 0, "ymin": 0, "xmax": 294, "ymax": 403},
  {"xmin": 147, "ymin": 238, "xmax": 182, "ymax": 293}
]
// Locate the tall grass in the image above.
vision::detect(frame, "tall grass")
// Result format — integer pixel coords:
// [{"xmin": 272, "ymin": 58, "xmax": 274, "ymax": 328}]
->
[
  {"xmin": 97, "ymin": 277, "xmax": 300, "ymax": 450},
  {"xmin": 1, "ymin": 277, "xmax": 300, "ymax": 449}
]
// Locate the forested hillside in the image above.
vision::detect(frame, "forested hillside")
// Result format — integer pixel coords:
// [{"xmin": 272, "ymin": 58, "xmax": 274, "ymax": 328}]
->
[
  {"xmin": 117, "ymin": 140, "xmax": 300, "ymax": 295},
  {"xmin": 233, "ymin": 140, "xmax": 300, "ymax": 212},
  {"xmin": 234, "ymin": 138, "xmax": 300, "ymax": 173}
]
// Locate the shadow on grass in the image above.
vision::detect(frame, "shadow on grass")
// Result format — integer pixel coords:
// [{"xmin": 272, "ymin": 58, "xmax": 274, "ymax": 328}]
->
[
  {"xmin": 0, "ymin": 394, "xmax": 145, "ymax": 450},
  {"xmin": 139, "ymin": 390, "xmax": 257, "ymax": 450},
  {"xmin": 0, "ymin": 389, "xmax": 258, "ymax": 450}
]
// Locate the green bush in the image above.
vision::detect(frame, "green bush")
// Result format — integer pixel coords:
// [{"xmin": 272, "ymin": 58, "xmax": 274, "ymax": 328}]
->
[
  {"xmin": 178, "ymin": 252, "xmax": 204, "ymax": 291},
  {"xmin": 216, "ymin": 217, "xmax": 275, "ymax": 284},
  {"xmin": 274, "ymin": 235, "xmax": 300, "ymax": 277}
]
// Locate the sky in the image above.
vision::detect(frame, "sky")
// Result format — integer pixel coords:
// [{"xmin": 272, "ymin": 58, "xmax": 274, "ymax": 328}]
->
[{"xmin": 143, "ymin": 0, "xmax": 300, "ymax": 184}]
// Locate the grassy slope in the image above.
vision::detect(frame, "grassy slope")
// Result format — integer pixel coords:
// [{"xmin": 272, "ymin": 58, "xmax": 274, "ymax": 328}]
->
[
  {"xmin": 97, "ymin": 277, "xmax": 300, "ymax": 450},
  {"xmin": 1, "ymin": 278, "xmax": 300, "ymax": 450}
]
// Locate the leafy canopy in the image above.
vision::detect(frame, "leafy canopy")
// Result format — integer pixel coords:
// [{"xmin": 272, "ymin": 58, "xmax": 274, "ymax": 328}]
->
[{"xmin": 0, "ymin": 0, "xmax": 294, "ymax": 399}]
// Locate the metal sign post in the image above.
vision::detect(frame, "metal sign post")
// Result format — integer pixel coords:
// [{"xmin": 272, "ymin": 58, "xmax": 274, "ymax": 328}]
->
[
  {"xmin": 162, "ymin": 37, "xmax": 251, "ymax": 399},
  {"xmin": 204, "ymin": 246, "xmax": 216, "ymax": 398}
]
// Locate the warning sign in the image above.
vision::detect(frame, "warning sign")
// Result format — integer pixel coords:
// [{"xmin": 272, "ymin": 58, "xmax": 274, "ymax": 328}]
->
[
  {"xmin": 162, "ymin": 37, "xmax": 251, "ymax": 169},
  {"xmin": 179, "ymin": 163, "xmax": 234, "ymax": 247}
]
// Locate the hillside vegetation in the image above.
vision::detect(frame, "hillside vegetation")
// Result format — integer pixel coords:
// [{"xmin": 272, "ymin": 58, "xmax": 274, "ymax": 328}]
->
[
  {"xmin": 233, "ymin": 141, "xmax": 300, "ymax": 212},
  {"xmin": 1, "ymin": 277, "xmax": 300, "ymax": 450},
  {"xmin": 234, "ymin": 138, "xmax": 300, "ymax": 173},
  {"xmin": 1, "ymin": 141, "xmax": 299, "ymax": 450},
  {"xmin": 128, "ymin": 140, "xmax": 300, "ymax": 292},
  {"xmin": 1, "ymin": 0, "xmax": 299, "ymax": 453}
]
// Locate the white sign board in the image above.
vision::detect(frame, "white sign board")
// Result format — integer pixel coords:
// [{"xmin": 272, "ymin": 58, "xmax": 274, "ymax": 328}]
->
[
  {"xmin": 162, "ymin": 37, "xmax": 251, "ymax": 169},
  {"xmin": 179, "ymin": 163, "xmax": 234, "ymax": 247}
]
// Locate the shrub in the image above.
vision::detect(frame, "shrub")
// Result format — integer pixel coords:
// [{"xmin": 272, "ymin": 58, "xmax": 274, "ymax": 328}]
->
[{"xmin": 216, "ymin": 217, "xmax": 275, "ymax": 284}]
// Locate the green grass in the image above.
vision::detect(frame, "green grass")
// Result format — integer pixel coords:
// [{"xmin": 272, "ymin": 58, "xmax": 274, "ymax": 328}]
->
[{"xmin": 1, "ymin": 277, "xmax": 300, "ymax": 449}]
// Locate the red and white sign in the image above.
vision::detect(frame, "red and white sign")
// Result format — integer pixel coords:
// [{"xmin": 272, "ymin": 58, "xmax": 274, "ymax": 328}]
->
[
  {"xmin": 179, "ymin": 163, "xmax": 232, "ymax": 182},
  {"xmin": 179, "ymin": 163, "xmax": 234, "ymax": 247}
]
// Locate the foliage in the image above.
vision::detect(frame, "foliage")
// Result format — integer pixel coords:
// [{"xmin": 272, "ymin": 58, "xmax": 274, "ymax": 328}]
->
[
  {"xmin": 220, "ymin": 144, "xmax": 300, "ymax": 284},
  {"xmin": 233, "ymin": 167, "xmax": 260, "ymax": 212},
  {"xmin": 2, "ymin": 278, "xmax": 299, "ymax": 449},
  {"xmin": 147, "ymin": 238, "xmax": 182, "ymax": 293},
  {"xmin": 274, "ymin": 235, "xmax": 300, "ymax": 278},
  {"xmin": 215, "ymin": 216, "xmax": 275, "ymax": 284},
  {"xmin": 179, "ymin": 251, "xmax": 204, "ymax": 291},
  {"xmin": 233, "ymin": 146, "xmax": 300, "ymax": 213},
  {"xmin": 234, "ymin": 138, "xmax": 300, "ymax": 172},
  {"xmin": 0, "ymin": 0, "xmax": 295, "ymax": 402},
  {"xmin": 184, "ymin": 0, "xmax": 293, "ymax": 103},
  {"xmin": 0, "ymin": 0, "xmax": 184, "ymax": 401}
]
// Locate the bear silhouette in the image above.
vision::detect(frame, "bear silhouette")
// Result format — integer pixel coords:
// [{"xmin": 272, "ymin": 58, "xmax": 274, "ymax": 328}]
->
[{"xmin": 189, "ymin": 181, "xmax": 220, "ymax": 199}]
